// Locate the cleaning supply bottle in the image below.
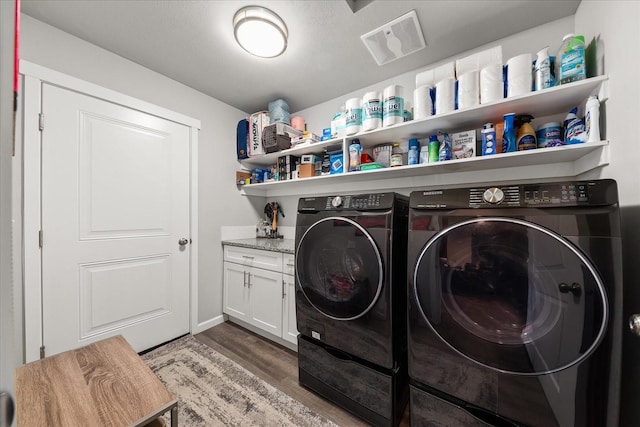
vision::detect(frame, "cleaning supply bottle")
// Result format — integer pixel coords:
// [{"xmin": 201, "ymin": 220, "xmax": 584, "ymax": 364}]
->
[
  {"xmin": 534, "ymin": 47, "xmax": 552, "ymax": 91},
  {"xmin": 438, "ymin": 131, "xmax": 452, "ymax": 161},
  {"xmin": 502, "ymin": 113, "xmax": 516, "ymax": 153},
  {"xmin": 407, "ymin": 138, "xmax": 419, "ymax": 165},
  {"xmin": 348, "ymin": 139, "xmax": 362, "ymax": 171},
  {"xmin": 585, "ymin": 96, "xmax": 601, "ymax": 142},
  {"xmin": 557, "ymin": 34, "xmax": 586, "ymax": 85},
  {"xmin": 563, "ymin": 107, "xmax": 587, "ymax": 144},
  {"xmin": 515, "ymin": 115, "xmax": 537, "ymax": 150},
  {"xmin": 428, "ymin": 135, "xmax": 439, "ymax": 163},
  {"xmin": 390, "ymin": 143, "xmax": 403, "ymax": 167}
]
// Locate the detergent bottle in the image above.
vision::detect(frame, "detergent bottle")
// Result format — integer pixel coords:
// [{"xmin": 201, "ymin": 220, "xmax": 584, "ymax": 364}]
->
[{"xmin": 516, "ymin": 115, "xmax": 537, "ymax": 150}]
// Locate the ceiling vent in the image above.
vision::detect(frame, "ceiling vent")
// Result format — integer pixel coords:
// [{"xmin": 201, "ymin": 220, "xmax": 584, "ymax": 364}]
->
[{"xmin": 360, "ymin": 10, "xmax": 426, "ymax": 66}]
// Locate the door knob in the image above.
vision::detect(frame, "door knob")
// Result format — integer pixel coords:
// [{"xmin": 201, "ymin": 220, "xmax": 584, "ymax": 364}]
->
[
  {"xmin": 178, "ymin": 238, "xmax": 189, "ymax": 246},
  {"xmin": 629, "ymin": 314, "xmax": 640, "ymax": 337}
]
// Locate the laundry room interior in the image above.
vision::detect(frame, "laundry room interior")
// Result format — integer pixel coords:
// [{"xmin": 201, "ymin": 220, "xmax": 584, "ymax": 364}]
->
[{"xmin": 1, "ymin": 1, "xmax": 640, "ymax": 426}]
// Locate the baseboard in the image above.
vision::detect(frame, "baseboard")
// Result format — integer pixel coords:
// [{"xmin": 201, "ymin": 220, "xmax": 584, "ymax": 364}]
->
[
  {"xmin": 192, "ymin": 315, "xmax": 225, "ymax": 334},
  {"xmin": 227, "ymin": 317, "xmax": 298, "ymax": 352}
]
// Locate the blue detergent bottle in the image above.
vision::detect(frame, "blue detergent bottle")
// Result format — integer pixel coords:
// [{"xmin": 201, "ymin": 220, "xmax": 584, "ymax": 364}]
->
[
  {"xmin": 438, "ymin": 132, "xmax": 452, "ymax": 161},
  {"xmin": 502, "ymin": 113, "xmax": 516, "ymax": 153}
]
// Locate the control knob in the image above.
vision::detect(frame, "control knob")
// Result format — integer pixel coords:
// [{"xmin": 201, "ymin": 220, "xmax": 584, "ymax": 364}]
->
[
  {"xmin": 331, "ymin": 196, "xmax": 343, "ymax": 208},
  {"xmin": 483, "ymin": 187, "xmax": 504, "ymax": 204}
]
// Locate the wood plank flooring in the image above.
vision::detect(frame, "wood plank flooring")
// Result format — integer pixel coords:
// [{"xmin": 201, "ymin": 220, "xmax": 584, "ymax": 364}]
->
[{"xmin": 195, "ymin": 322, "xmax": 409, "ymax": 426}]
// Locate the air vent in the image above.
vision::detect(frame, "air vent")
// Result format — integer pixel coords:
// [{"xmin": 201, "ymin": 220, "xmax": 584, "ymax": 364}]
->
[{"xmin": 360, "ymin": 10, "xmax": 426, "ymax": 66}]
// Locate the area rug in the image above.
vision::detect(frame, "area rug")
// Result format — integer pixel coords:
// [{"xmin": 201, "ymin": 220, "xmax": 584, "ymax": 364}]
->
[{"xmin": 142, "ymin": 335, "xmax": 338, "ymax": 427}]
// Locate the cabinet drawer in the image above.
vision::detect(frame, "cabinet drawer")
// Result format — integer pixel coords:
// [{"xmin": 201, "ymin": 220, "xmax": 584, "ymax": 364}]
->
[
  {"xmin": 224, "ymin": 246, "xmax": 283, "ymax": 272},
  {"xmin": 283, "ymin": 253, "xmax": 295, "ymax": 276}
]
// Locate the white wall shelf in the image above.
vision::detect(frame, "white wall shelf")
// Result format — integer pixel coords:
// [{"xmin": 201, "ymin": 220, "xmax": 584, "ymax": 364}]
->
[{"xmin": 239, "ymin": 76, "xmax": 608, "ymax": 197}]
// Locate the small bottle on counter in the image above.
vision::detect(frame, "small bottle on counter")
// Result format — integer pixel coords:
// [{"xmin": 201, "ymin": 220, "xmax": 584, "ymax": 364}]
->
[{"xmin": 408, "ymin": 138, "xmax": 419, "ymax": 165}]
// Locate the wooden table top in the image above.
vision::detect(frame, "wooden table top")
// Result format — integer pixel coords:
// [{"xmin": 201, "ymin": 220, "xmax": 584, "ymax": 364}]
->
[{"xmin": 15, "ymin": 335, "xmax": 176, "ymax": 427}]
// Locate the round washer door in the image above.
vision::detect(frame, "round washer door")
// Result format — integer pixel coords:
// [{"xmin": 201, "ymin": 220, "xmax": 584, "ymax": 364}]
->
[
  {"xmin": 296, "ymin": 217, "xmax": 383, "ymax": 320},
  {"xmin": 413, "ymin": 217, "xmax": 608, "ymax": 375}
]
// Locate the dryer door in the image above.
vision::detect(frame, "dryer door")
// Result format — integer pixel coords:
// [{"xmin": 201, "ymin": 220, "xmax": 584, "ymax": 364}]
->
[
  {"xmin": 413, "ymin": 217, "xmax": 608, "ymax": 375},
  {"xmin": 297, "ymin": 217, "xmax": 383, "ymax": 320}
]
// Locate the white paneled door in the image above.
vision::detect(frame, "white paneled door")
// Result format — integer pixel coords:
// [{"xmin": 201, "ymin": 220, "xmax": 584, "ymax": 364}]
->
[{"xmin": 40, "ymin": 83, "xmax": 190, "ymax": 357}]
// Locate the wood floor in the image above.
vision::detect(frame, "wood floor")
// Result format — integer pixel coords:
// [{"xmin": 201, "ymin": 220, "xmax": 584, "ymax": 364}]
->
[{"xmin": 195, "ymin": 322, "xmax": 410, "ymax": 427}]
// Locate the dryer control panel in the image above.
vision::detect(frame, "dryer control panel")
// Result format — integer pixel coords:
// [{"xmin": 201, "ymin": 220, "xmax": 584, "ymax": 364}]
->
[
  {"xmin": 410, "ymin": 179, "xmax": 618, "ymax": 209},
  {"xmin": 298, "ymin": 192, "xmax": 404, "ymax": 212}
]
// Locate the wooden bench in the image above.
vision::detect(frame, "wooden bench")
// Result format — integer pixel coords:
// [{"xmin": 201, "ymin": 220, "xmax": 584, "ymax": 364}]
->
[{"xmin": 15, "ymin": 335, "xmax": 177, "ymax": 426}]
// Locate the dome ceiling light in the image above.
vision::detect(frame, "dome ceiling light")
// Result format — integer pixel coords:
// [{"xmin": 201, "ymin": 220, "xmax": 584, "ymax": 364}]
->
[{"xmin": 233, "ymin": 6, "xmax": 288, "ymax": 58}]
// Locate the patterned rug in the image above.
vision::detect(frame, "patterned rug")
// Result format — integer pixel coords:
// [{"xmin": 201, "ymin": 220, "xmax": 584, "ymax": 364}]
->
[{"xmin": 142, "ymin": 335, "xmax": 338, "ymax": 427}]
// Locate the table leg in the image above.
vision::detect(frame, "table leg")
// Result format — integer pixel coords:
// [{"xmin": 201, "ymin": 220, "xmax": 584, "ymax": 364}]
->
[{"xmin": 171, "ymin": 405, "xmax": 178, "ymax": 427}]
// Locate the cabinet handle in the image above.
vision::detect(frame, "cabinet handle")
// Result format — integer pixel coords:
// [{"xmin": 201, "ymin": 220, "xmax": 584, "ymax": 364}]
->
[
  {"xmin": 282, "ymin": 279, "xmax": 286, "ymax": 298},
  {"xmin": 247, "ymin": 272, "xmax": 251, "ymax": 288},
  {"xmin": 243, "ymin": 271, "xmax": 247, "ymax": 287}
]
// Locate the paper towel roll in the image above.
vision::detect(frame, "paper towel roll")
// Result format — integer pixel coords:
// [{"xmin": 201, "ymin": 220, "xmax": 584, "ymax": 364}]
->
[
  {"xmin": 383, "ymin": 85, "xmax": 405, "ymax": 127},
  {"xmin": 435, "ymin": 78, "xmax": 455, "ymax": 115},
  {"xmin": 457, "ymin": 70, "xmax": 479, "ymax": 110},
  {"xmin": 362, "ymin": 91, "xmax": 382, "ymax": 131},
  {"xmin": 506, "ymin": 53, "xmax": 532, "ymax": 98},
  {"xmin": 345, "ymin": 97, "xmax": 363, "ymax": 136},
  {"xmin": 413, "ymin": 85, "xmax": 433, "ymax": 120},
  {"xmin": 480, "ymin": 63, "xmax": 504, "ymax": 104}
]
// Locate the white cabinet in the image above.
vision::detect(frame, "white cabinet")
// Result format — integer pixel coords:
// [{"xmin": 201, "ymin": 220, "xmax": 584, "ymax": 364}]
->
[
  {"xmin": 239, "ymin": 76, "xmax": 609, "ymax": 197},
  {"xmin": 223, "ymin": 245, "xmax": 298, "ymax": 349}
]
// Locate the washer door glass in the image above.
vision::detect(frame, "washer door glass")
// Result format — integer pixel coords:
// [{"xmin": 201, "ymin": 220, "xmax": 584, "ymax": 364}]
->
[
  {"xmin": 414, "ymin": 217, "xmax": 608, "ymax": 375},
  {"xmin": 297, "ymin": 217, "xmax": 383, "ymax": 320}
]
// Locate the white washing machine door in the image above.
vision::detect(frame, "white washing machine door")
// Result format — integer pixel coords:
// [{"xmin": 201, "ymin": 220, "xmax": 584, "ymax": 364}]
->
[
  {"xmin": 296, "ymin": 216, "xmax": 383, "ymax": 320},
  {"xmin": 413, "ymin": 217, "xmax": 608, "ymax": 375}
]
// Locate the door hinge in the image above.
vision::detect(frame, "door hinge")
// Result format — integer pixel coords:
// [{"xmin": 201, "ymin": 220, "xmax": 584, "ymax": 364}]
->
[
  {"xmin": 40, "ymin": 345, "xmax": 45, "ymax": 359},
  {"xmin": 38, "ymin": 230, "xmax": 43, "ymax": 248},
  {"xmin": 38, "ymin": 113, "xmax": 44, "ymax": 131}
]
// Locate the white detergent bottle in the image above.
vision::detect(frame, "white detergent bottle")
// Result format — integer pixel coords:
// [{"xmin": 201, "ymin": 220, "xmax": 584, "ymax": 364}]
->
[
  {"xmin": 535, "ymin": 47, "xmax": 551, "ymax": 91},
  {"xmin": 586, "ymin": 96, "xmax": 601, "ymax": 143}
]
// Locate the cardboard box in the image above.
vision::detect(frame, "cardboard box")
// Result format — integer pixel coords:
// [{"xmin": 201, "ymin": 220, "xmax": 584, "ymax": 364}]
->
[
  {"xmin": 298, "ymin": 163, "xmax": 316, "ymax": 178},
  {"xmin": 249, "ymin": 111, "xmax": 269, "ymax": 157},
  {"xmin": 236, "ymin": 170, "xmax": 252, "ymax": 185},
  {"xmin": 451, "ymin": 130, "xmax": 477, "ymax": 159},
  {"xmin": 301, "ymin": 154, "xmax": 320, "ymax": 164}
]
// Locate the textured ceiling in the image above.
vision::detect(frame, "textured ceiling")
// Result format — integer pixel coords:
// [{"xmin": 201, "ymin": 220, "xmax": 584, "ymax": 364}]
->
[{"xmin": 20, "ymin": 0, "xmax": 580, "ymax": 114}]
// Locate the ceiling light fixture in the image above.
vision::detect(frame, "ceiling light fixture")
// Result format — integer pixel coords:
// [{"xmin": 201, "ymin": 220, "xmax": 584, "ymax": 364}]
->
[{"xmin": 233, "ymin": 6, "xmax": 288, "ymax": 58}]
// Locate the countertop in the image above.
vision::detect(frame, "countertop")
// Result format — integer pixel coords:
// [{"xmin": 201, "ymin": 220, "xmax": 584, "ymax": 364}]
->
[{"xmin": 222, "ymin": 238, "xmax": 295, "ymax": 254}]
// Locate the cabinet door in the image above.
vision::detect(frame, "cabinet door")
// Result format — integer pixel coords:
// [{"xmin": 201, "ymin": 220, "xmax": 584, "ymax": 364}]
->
[
  {"xmin": 223, "ymin": 262, "xmax": 249, "ymax": 321},
  {"xmin": 248, "ymin": 267, "xmax": 283, "ymax": 337},
  {"xmin": 282, "ymin": 273, "xmax": 299, "ymax": 345}
]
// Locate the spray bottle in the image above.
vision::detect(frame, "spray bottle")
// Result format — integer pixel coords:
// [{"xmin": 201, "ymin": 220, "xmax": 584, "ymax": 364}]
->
[
  {"xmin": 516, "ymin": 115, "xmax": 537, "ymax": 150},
  {"xmin": 585, "ymin": 96, "xmax": 601, "ymax": 143}
]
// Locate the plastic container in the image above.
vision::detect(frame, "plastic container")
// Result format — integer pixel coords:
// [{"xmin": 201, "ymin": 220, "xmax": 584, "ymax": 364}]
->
[
  {"xmin": 419, "ymin": 145, "xmax": 429, "ymax": 164},
  {"xmin": 390, "ymin": 143, "xmax": 403, "ymax": 167},
  {"xmin": 564, "ymin": 107, "xmax": 587, "ymax": 144},
  {"xmin": 348, "ymin": 139, "xmax": 362, "ymax": 171},
  {"xmin": 516, "ymin": 115, "xmax": 537, "ymax": 151},
  {"xmin": 408, "ymin": 138, "xmax": 420, "ymax": 165},
  {"xmin": 536, "ymin": 122, "xmax": 563, "ymax": 148},
  {"xmin": 585, "ymin": 96, "xmax": 601, "ymax": 142},
  {"xmin": 534, "ymin": 47, "xmax": 552, "ymax": 91},
  {"xmin": 428, "ymin": 135, "xmax": 439, "ymax": 163},
  {"xmin": 438, "ymin": 132, "xmax": 452, "ymax": 161},
  {"xmin": 502, "ymin": 113, "xmax": 516, "ymax": 153},
  {"xmin": 557, "ymin": 34, "xmax": 586, "ymax": 85}
]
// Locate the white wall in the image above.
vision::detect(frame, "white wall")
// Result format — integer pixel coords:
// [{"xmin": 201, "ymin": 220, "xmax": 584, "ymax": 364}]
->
[
  {"xmin": 18, "ymin": 15, "xmax": 267, "ymax": 331},
  {"xmin": 275, "ymin": 16, "xmax": 576, "ymax": 225},
  {"xmin": 574, "ymin": 3, "xmax": 640, "ymax": 425},
  {"xmin": 1, "ymin": 0, "xmax": 17, "ymax": 403}
]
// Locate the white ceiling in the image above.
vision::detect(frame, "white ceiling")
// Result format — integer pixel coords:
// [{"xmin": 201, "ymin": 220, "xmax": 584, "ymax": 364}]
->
[{"xmin": 20, "ymin": 0, "xmax": 580, "ymax": 114}]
